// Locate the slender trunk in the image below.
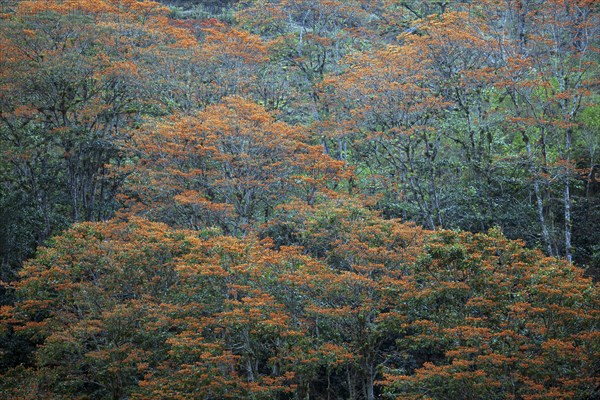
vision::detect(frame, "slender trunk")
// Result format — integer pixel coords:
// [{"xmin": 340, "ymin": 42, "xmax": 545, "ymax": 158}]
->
[
  {"xmin": 365, "ymin": 363, "xmax": 375, "ymax": 400},
  {"xmin": 321, "ymin": 138, "xmax": 330, "ymax": 156},
  {"xmin": 405, "ymin": 143, "xmax": 436, "ymax": 230},
  {"xmin": 564, "ymin": 128, "xmax": 573, "ymax": 262},
  {"xmin": 427, "ymin": 135, "xmax": 443, "ymax": 227},
  {"xmin": 347, "ymin": 366, "xmax": 357, "ymax": 400},
  {"xmin": 534, "ymin": 177, "xmax": 552, "ymax": 255},
  {"xmin": 246, "ymin": 357, "xmax": 254, "ymax": 382},
  {"xmin": 524, "ymin": 134, "xmax": 553, "ymax": 255},
  {"xmin": 564, "ymin": 174, "xmax": 572, "ymax": 262}
]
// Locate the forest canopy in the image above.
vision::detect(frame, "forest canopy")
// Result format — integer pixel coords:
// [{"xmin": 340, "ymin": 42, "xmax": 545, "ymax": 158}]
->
[{"xmin": 0, "ymin": 0, "xmax": 599, "ymax": 399}]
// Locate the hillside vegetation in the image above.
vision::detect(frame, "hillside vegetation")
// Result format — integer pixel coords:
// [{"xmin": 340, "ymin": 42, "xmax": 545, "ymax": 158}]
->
[{"xmin": 0, "ymin": 1, "xmax": 599, "ymax": 399}]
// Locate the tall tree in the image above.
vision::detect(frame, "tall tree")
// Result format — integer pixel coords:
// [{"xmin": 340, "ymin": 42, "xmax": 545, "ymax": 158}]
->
[
  {"xmin": 0, "ymin": 0, "xmax": 196, "ymax": 269},
  {"xmin": 122, "ymin": 97, "xmax": 349, "ymax": 233},
  {"xmin": 489, "ymin": 0, "xmax": 599, "ymax": 261}
]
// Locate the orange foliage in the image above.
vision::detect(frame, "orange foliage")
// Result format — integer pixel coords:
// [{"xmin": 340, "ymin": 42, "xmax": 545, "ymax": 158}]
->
[
  {"xmin": 122, "ymin": 97, "xmax": 351, "ymax": 233},
  {"xmin": 1, "ymin": 212, "xmax": 598, "ymax": 398}
]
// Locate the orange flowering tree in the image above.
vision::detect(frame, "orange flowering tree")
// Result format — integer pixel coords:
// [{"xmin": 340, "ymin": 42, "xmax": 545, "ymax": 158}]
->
[
  {"xmin": 0, "ymin": 218, "xmax": 192, "ymax": 398},
  {"xmin": 1, "ymin": 213, "xmax": 598, "ymax": 399},
  {"xmin": 0, "ymin": 219, "xmax": 315, "ymax": 398},
  {"xmin": 152, "ymin": 19, "xmax": 270, "ymax": 111},
  {"xmin": 122, "ymin": 97, "xmax": 349, "ymax": 233},
  {"xmin": 380, "ymin": 228, "xmax": 600, "ymax": 399},
  {"xmin": 0, "ymin": 0, "xmax": 196, "ymax": 266},
  {"xmin": 322, "ymin": 37, "xmax": 451, "ymax": 229}
]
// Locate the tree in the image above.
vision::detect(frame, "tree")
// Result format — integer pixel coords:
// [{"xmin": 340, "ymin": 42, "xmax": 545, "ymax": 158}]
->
[
  {"xmin": 152, "ymin": 19, "xmax": 269, "ymax": 111},
  {"xmin": 486, "ymin": 0, "xmax": 599, "ymax": 261},
  {"xmin": 380, "ymin": 228, "xmax": 600, "ymax": 399},
  {"xmin": 2, "ymin": 215, "xmax": 598, "ymax": 399},
  {"xmin": 0, "ymin": 218, "xmax": 191, "ymax": 399},
  {"xmin": 0, "ymin": 219, "xmax": 310, "ymax": 399},
  {"xmin": 0, "ymin": 0, "xmax": 196, "ymax": 269},
  {"xmin": 238, "ymin": 0, "xmax": 373, "ymax": 122},
  {"xmin": 262, "ymin": 197, "xmax": 426, "ymax": 399},
  {"xmin": 122, "ymin": 96, "xmax": 349, "ymax": 233},
  {"xmin": 322, "ymin": 36, "xmax": 450, "ymax": 229}
]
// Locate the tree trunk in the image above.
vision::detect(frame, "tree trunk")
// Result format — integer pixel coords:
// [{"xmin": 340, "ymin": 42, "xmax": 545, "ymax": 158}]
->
[
  {"xmin": 365, "ymin": 363, "xmax": 375, "ymax": 400},
  {"xmin": 564, "ymin": 128, "xmax": 573, "ymax": 263},
  {"xmin": 524, "ymin": 134, "xmax": 553, "ymax": 255}
]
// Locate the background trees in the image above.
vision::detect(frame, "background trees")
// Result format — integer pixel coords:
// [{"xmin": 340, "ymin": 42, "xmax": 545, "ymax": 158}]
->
[
  {"xmin": 1, "ymin": 0, "xmax": 597, "ymax": 272},
  {"xmin": 319, "ymin": 2, "xmax": 599, "ymax": 268},
  {"xmin": 0, "ymin": 0, "xmax": 196, "ymax": 274},
  {"xmin": 0, "ymin": 1, "xmax": 599, "ymax": 399}
]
